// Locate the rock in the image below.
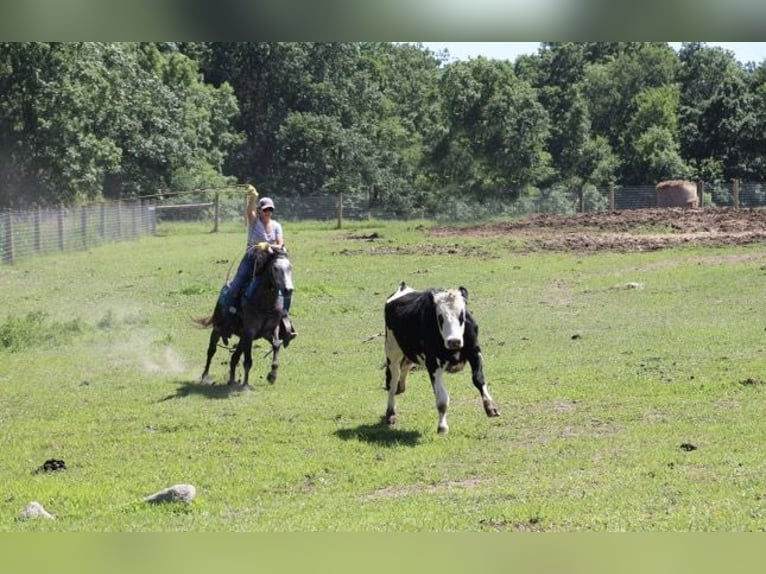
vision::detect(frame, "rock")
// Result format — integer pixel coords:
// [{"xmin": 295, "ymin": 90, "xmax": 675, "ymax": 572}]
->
[
  {"xmin": 144, "ymin": 483, "xmax": 196, "ymax": 504},
  {"xmin": 19, "ymin": 501, "xmax": 55, "ymax": 520}
]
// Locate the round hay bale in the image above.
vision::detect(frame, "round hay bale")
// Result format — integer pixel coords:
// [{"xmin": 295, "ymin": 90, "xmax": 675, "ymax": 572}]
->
[{"xmin": 656, "ymin": 180, "xmax": 698, "ymax": 208}]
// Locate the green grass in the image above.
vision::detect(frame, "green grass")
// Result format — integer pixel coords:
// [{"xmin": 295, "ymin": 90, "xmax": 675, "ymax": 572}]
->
[{"xmin": 1, "ymin": 219, "xmax": 766, "ymax": 531}]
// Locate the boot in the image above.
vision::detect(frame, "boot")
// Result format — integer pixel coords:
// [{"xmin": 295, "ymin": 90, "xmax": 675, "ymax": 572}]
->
[{"xmin": 281, "ymin": 315, "xmax": 297, "ymax": 347}]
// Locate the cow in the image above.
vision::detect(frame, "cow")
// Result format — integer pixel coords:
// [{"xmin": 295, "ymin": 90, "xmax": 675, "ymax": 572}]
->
[{"xmin": 383, "ymin": 282, "xmax": 499, "ymax": 434}]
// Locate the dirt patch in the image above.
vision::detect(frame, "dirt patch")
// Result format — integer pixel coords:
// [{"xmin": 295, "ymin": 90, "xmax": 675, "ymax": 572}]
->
[
  {"xmin": 429, "ymin": 208, "xmax": 766, "ymax": 252},
  {"xmin": 336, "ymin": 243, "xmax": 496, "ymax": 258}
]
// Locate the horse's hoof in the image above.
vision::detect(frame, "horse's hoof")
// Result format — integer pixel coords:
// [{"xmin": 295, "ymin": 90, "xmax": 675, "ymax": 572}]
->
[{"xmin": 267, "ymin": 372, "xmax": 277, "ymax": 384}]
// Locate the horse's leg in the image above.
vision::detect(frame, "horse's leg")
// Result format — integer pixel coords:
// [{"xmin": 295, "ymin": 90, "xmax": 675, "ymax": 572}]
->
[
  {"xmin": 267, "ymin": 341, "xmax": 280, "ymax": 384},
  {"xmin": 201, "ymin": 329, "xmax": 219, "ymax": 384},
  {"xmin": 240, "ymin": 336, "xmax": 254, "ymax": 390},
  {"xmin": 228, "ymin": 339, "xmax": 244, "ymax": 385}
]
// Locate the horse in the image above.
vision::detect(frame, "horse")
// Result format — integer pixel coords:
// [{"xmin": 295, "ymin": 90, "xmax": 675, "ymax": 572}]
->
[{"xmin": 194, "ymin": 244, "xmax": 295, "ymax": 389}]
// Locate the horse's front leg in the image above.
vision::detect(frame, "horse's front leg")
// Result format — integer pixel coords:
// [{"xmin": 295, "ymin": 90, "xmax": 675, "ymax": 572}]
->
[
  {"xmin": 228, "ymin": 339, "xmax": 244, "ymax": 385},
  {"xmin": 201, "ymin": 329, "xmax": 219, "ymax": 384},
  {"xmin": 267, "ymin": 342, "xmax": 280, "ymax": 384},
  {"xmin": 240, "ymin": 337, "xmax": 254, "ymax": 390}
]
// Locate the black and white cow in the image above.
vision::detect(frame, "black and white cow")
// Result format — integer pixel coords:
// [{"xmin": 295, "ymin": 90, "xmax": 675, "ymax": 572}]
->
[{"xmin": 384, "ymin": 282, "xmax": 499, "ymax": 434}]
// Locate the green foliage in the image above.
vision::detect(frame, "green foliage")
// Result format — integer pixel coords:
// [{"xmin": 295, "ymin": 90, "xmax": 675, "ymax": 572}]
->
[
  {"xmin": 2, "ymin": 41, "xmax": 766, "ymax": 212},
  {"xmin": 0, "ymin": 42, "xmax": 241, "ymax": 207},
  {"xmin": 678, "ymin": 43, "xmax": 752, "ymax": 181},
  {"xmin": 432, "ymin": 57, "xmax": 552, "ymax": 197},
  {"xmin": 0, "ymin": 310, "xmax": 86, "ymax": 352}
]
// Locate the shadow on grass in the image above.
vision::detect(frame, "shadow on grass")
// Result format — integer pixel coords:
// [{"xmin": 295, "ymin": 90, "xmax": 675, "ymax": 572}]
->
[
  {"xmin": 334, "ymin": 419, "xmax": 422, "ymax": 447},
  {"xmin": 158, "ymin": 380, "xmax": 240, "ymax": 401}
]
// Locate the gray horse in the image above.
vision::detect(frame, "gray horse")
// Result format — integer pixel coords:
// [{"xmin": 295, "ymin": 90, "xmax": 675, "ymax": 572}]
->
[{"xmin": 195, "ymin": 245, "xmax": 296, "ymax": 389}]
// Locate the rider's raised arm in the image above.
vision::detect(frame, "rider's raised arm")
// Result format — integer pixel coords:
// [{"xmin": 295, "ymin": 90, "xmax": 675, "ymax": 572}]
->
[{"xmin": 245, "ymin": 184, "xmax": 259, "ymax": 225}]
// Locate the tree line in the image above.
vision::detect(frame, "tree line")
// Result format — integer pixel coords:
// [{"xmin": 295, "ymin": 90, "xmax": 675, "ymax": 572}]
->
[{"xmin": 1, "ymin": 42, "xmax": 764, "ymax": 213}]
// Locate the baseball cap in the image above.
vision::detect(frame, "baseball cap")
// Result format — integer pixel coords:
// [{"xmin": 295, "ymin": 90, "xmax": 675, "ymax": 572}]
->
[{"xmin": 259, "ymin": 197, "xmax": 275, "ymax": 210}]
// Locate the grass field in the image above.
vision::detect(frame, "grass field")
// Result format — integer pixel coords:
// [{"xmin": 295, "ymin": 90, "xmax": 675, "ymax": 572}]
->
[{"xmin": 1, "ymin": 217, "xmax": 766, "ymax": 531}]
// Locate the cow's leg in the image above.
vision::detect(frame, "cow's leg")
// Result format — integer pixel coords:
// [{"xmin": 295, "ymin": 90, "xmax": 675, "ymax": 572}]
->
[
  {"xmin": 384, "ymin": 328, "xmax": 401, "ymax": 424},
  {"xmin": 384, "ymin": 328, "xmax": 411, "ymax": 392},
  {"xmin": 201, "ymin": 329, "xmax": 220, "ymax": 384},
  {"xmin": 396, "ymin": 361, "xmax": 412, "ymax": 394},
  {"xmin": 429, "ymin": 366, "xmax": 450, "ymax": 434},
  {"xmin": 470, "ymin": 351, "xmax": 499, "ymax": 417},
  {"xmin": 385, "ymin": 354, "xmax": 401, "ymax": 425},
  {"xmin": 385, "ymin": 326, "xmax": 414, "ymax": 424}
]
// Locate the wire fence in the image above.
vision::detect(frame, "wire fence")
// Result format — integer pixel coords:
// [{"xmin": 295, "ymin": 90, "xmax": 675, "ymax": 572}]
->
[
  {"xmin": 1, "ymin": 201, "xmax": 156, "ymax": 264},
  {"xmin": 2, "ymin": 180, "xmax": 765, "ymax": 265},
  {"xmin": 271, "ymin": 180, "xmax": 766, "ymax": 220}
]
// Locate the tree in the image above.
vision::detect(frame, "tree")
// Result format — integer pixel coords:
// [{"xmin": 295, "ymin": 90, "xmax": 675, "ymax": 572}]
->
[
  {"xmin": 0, "ymin": 43, "xmax": 121, "ymax": 206},
  {"xmin": 623, "ymin": 85, "xmax": 690, "ymax": 182},
  {"xmin": 582, "ymin": 43, "xmax": 678, "ymax": 182},
  {"xmin": 430, "ymin": 57, "xmax": 551, "ymax": 201},
  {"xmin": 742, "ymin": 60, "xmax": 766, "ymax": 180},
  {"xmin": 0, "ymin": 43, "xmax": 242, "ymax": 207},
  {"xmin": 678, "ymin": 42, "xmax": 752, "ymax": 182}
]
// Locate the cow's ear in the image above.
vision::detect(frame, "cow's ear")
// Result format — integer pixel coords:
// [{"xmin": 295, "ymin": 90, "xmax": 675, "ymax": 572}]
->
[{"xmin": 459, "ymin": 286, "xmax": 468, "ymax": 301}]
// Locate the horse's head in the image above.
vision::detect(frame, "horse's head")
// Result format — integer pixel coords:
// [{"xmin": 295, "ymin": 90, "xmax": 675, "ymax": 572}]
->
[
  {"xmin": 269, "ymin": 248, "xmax": 294, "ymax": 293},
  {"xmin": 253, "ymin": 244, "xmax": 294, "ymax": 293}
]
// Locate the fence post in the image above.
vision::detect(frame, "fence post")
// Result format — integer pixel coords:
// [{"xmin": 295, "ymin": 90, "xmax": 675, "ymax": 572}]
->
[
  {"xmin": 81, "ymin": 206, "xmax": 88, "ymax": 248},
  {"xmin": 140, "ymin": 200, "xmax": 148, "ymax": 233},
  {"xmin": 116, "ymin": 200, "xmax": 122, "ymax": 240},
  {"xmin": 131, "ymin": 202, "xmax": 138, "ymax": 238},
  {"xmin": 696, "ymin": 181, "xmax": 704, "ymax": 208},
  {"xmin": 578, "ymin": 187, "xmax": 584, "ymax": 213},
  {"xmin": 213, "ymin": 192, "xmax": 220, "ymax": 232},
  {"xmin": 336, "ymin": 192, "xmax": 343, "ymax": 229},
  {"xmin": 57, "ymin": 205, "xmax": 65, "ymax": 251},
  {"xmin": 2, "ymin": 209, "xmax": 14, "ymax": 264},
  {"xmin": 34, "ymin": 207, "xmax": 42, "ymax": 253},
  {"xmin": 608, "ymin": 184, "xmax": 615, "ymax": 211},
  {"xmin": 100, "ymin": 203, "xmax": 106, "ymax": 239},
  {"xmin": 732, "ymin": 178, "xmax": 740, "ymax": 209}
]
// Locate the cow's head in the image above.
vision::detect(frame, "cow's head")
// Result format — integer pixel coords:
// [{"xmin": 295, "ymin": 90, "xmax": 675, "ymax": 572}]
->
[{"xmin": 433, "ymin": 287, "xmax": 468, "ymax": 350}]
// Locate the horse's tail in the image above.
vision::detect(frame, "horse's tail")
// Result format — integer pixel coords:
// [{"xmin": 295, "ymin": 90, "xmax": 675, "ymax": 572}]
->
[{"xmin": 191, "ymin": 315, "xmax": 214, "ymax": 329}]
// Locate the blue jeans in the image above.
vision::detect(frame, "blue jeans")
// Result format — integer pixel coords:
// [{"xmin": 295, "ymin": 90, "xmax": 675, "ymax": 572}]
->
[
  {"xmin": 281, "ymin": 289, "xmax": 292, "ymax": 314},
  {"xmin": 219, "ymin": 252, "xmax": 293, "ymax": 315},
  {"xmin": 219, "ymin": 252, "xmax": 255, "ymax": 312}
]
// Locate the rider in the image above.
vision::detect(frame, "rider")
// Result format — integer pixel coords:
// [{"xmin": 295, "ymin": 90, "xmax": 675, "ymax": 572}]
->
[{"xmin": 219, "ymin": 192, "xmax": 295, "ymax": 338}]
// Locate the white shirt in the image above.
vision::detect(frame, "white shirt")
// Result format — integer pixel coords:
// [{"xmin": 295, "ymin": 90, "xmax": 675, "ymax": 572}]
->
[{"xmin": 247, "ymin": 217, "xmax": 283, "ymax": 248}]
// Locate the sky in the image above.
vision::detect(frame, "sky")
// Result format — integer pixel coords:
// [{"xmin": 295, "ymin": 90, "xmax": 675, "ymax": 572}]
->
[{"xmin": 418, "ymin": 42, "xmax": 766, "ymax": 65}]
